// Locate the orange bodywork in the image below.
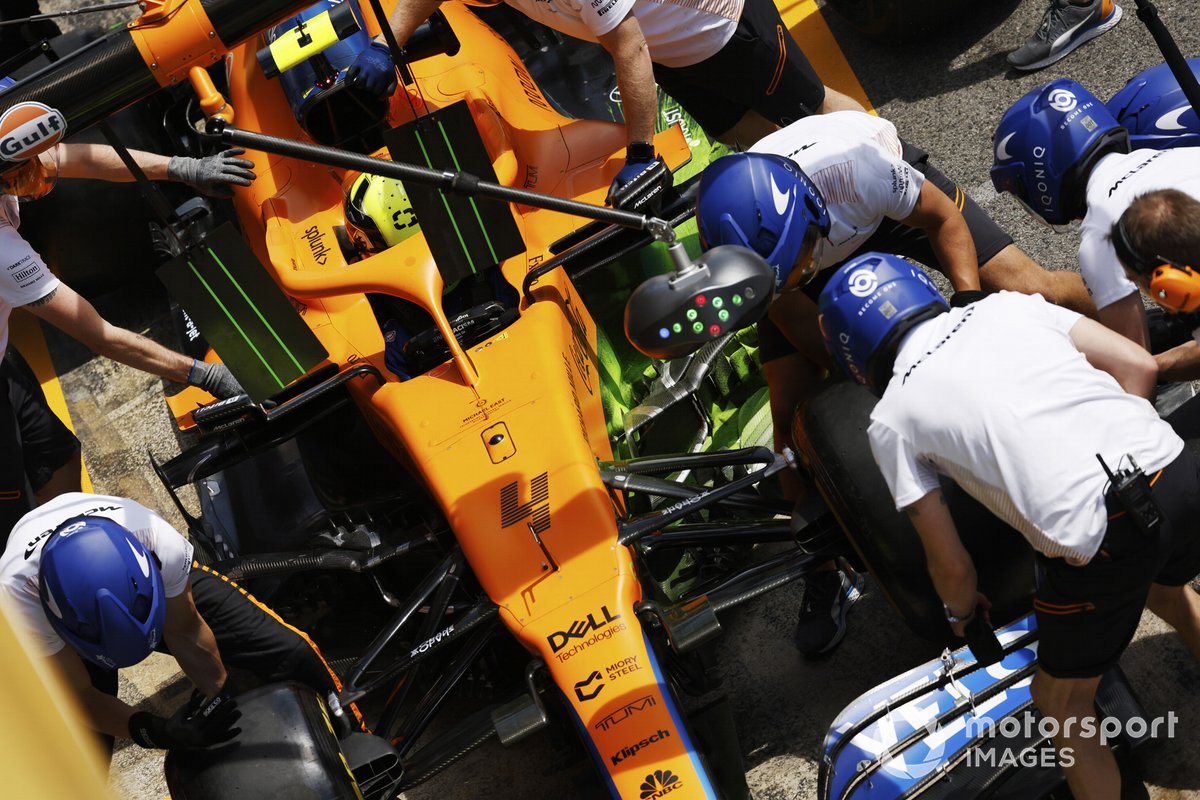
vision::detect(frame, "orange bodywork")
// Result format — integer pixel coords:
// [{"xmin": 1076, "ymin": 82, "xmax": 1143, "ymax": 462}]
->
[{"xmin": 183, "ymin": 2, "xmax": 717, "ymax": 796}]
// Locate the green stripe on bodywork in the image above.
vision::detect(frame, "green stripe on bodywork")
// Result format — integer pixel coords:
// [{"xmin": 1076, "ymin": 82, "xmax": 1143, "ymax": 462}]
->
[
  {"xmin": 414, "ymin": 127, "xmax": 476, "ymax": 273},
  {"xmin": 186, "ymin": 259, "xmax": 285, "ymax": 388},
  {"xmin": 206, "ymin": 247, "xmax": 306, "ymax": 374},
  {"xmin": 436, "ymin": 118, "xmax": 499, "ymax": 264}
]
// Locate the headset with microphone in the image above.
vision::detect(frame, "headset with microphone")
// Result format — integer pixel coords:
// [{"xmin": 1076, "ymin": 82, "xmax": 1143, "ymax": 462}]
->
[{"xmin": 1111, "ymin": 216, "xmax": 1200, "ymax": 314}]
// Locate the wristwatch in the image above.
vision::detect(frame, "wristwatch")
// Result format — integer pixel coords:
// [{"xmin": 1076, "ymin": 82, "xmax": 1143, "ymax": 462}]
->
[
  {"xmin": 943, "ymin": 602, "xmax": 976, "ymax": 624},
  {"xmin": 625, "ymin": 141, "xmax": 655, "ymax": 162}
]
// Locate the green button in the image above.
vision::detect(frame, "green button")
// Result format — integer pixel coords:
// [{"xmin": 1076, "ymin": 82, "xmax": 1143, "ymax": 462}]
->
[
  {"xmin": 712, "ymin": 296, "xmax": 724, "ymax": 309},
  {"xmin": 672, "ymin": 323, "xmax": 682, "ymax": 333},
  {"xmin": 731, "ymin": 294, "xmax": 743, "ymax": 306},
  {"xmin": 686, "ymin": 309, "xmax": 698, "ymax": 321},
  {"xmin": 692, "ymin": 321, "xmax": 704, "ymax": 334},
  {"xmin": 718, "ymin": 309, "xmax": 729, "ymax": 321}
]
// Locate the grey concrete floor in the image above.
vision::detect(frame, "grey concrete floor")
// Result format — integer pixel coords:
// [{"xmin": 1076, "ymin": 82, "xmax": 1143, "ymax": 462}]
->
[{"xmin": 29, "ymin": 0, "xmax": 1200, "ymax": 798}]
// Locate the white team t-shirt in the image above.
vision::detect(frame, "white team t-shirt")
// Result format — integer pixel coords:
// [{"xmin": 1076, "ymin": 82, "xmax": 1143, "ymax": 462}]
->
[
  {"xmin": 0, "ymin": 492, "xmax": 194, "ymax": 658},
  {"xmin": 503, "ymin": 0, "xmax": 740, "ymax": 68},
  {"xmin": 0, "ymin": 194, "xmax": 59, "ymax": 357},
  {"xmin": 751, "ymin": 112, "xmax": 925, "ymax": 271},
  {"xmin": 869, "ymin": 291, "xmax": 1182, "ymax": 563},
  {"xmin": 1080, "ymin": 148, "xmax": 1200, "ymax": 311}
]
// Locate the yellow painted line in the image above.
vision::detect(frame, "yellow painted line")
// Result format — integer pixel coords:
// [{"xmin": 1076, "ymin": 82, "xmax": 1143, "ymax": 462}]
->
[
  {"xmin": 777, "ymin": 0, "xmax": 875, "ymax": 113},
  {"xmin": 8, "ymin": 312, "xmax": 93, "ymax": 492}
]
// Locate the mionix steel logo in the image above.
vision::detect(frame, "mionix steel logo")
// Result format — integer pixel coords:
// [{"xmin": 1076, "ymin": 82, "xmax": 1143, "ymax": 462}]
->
[
  {"xmin": 500, "ymin": 471, "xmax": 549, "ymax": 532},
  {"xmin": 574, "ymin": 670, "xmax": 605, "ymax": 702},
  {"xmin": 0, "ymin": 102, "xmax": 66, "ymax": 162}
]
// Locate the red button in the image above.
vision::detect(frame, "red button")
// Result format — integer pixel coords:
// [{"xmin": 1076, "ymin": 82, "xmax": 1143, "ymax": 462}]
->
[
  {"xmin": 709, "ymin": 324, "xmax": 721, "ymax": 335},
  {"xmin": 695, "ymin": 294, "xmax": 707, "ymax": 306}
]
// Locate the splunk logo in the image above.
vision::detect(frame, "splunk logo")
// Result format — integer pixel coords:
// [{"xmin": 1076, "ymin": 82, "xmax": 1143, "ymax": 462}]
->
[{"xmin": 0, "ymin": 102, "xmax": 66, "ymax": 162}]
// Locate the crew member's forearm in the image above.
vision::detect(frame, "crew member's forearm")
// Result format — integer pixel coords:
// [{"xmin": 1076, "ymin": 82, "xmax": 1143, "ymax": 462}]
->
[
  {"xmin": 55, "ymin": 143, "xmax": 171, "ymax": 182},
  {"xmin": 929, "ymin": 219, "xmax": 981, "ymax": 293},
  {"xmin": 91, "ymin": 326, "xmax": 193, "ymax": 384},
  {"xmin": 383, "ymin": 0, "xmax": 444, "ymax": 45},
  {"xmin": 599, "ymin": 17, "xmax": 658, "ymax": 147},
  {"xmin": 1156, "ymin": 340, "xmax": 1200, "ymax": 382},
  {"xmin": 166, "ymin": 630, "xmax": 227, "ymax": 698}
]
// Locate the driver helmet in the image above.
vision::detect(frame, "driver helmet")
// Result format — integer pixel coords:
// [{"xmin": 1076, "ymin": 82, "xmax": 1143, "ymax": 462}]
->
[
  {"xmin": 818, "ymin": 252, "xmax": 949, "ymax": 394},
  {"xmin": 343, "ymin": 171, "xmax": 421, "ymax": 252},
  {"xmin": 991, "ymin": 79, "xmax": 1129, "ymax": 228},
  {"xmin": 696, "ymin": 152, "xmax": 831, "ymax": 291},
  {"xmin": 38, "ymin": 516, "xmax": 167, "ymax": 669}
]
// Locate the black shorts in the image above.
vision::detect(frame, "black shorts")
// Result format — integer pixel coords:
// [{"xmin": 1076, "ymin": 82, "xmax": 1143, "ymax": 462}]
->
[
  {"xmin": 757, "ymin": 141, "xmax": 1014, "ymax": 363},
  {"xmin": 1035, "ymin": 447, "xmax": 1200, "ymax": 679},
  {"xmin": 652, "ymin": 0, "xmax": 826, "ymax": 138},
  {"xmin": 0, "ymin": 348, "xmax": 80, "ymax": 540},
  {"xmin": 189, "ymin": 563, "xmax": 346, "ymax": 697}
]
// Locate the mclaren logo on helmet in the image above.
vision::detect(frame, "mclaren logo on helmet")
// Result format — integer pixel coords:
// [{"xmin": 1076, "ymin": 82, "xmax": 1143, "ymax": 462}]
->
[{"xmin": 0, "ymin": 102, "xmax": 66, "ymax": 163}]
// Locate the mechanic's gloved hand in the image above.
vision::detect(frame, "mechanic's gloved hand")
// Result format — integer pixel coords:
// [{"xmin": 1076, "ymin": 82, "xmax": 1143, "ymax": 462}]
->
[
  {"xmin": 606, "ymin": 151, "xmax": 671, "ymax": 215},
  {"xmin": 167, "ymin": 148, "xmax": 256, "ymax": 199},
  {"xmin": 128, "ymin": 690, "xmax": 241, "ymax": 750},
  {"xmin": 188, "ymin": 358, "xmax": 245, "ymax": 400},
  {"xmin": 345, "ymin": 41, "xmax": 397, "ymax": 97},
  {"xmin": 607, "ymin": 157, "xmax": 656, "ymax": 206}
]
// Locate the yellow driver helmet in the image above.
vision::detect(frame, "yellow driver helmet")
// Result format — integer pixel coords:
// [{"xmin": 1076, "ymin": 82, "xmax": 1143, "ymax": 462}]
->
[{"xmin": 343, "ymin": 171, "xmax": 421, "ymax": 252}]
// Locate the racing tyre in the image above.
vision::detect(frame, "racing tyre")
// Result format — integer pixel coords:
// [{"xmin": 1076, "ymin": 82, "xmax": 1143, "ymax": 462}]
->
[{"xmin": 797, "ymin": 380, "xmax": 1034, "ymax": 641}]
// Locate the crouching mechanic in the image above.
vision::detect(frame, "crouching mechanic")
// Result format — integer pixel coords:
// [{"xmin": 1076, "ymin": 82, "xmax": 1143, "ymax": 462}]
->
[
  {"xmin": 0, "ymin": 492, "xmax": 360, "ymax": 754},
  {"xmin": 991, "ymin": 78, "xmax": 1200, "ymax": 353},
  {"xmin": 819, "ymin": 252, "xmax": 1200, "ymax": 799},
  {"xmin": 695, "ymin": 110, "xmax": 1095, "ymax": 655}
]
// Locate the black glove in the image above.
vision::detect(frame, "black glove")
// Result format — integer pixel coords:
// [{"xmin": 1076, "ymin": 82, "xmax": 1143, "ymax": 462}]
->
[
  {"xmin": 345, "ymin": 41, "xmax": 398, "ymax": 97},
  {"xmin": 167, "ymin": 148, "xmax": 256, "ymax": 199},
  {"xmin": 950, "ymin": 290, "xmax": 986, "ymax": 308},
  {"xmin": 128, "ymin": 691, "xmax": 241, "ymax": 750},
  {"xmin": 188, "ymin": 358, "xmax": 246, "ymax": 400}
]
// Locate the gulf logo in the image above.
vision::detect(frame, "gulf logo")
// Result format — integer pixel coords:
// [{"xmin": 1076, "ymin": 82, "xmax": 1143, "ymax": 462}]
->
[{"xmin": 0, "ymin": 102, "xmax": 67, "ymax": 163}]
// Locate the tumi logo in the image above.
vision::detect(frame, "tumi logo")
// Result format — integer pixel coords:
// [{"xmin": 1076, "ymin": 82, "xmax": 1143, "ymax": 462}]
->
[
  {"xmin": 0, "ymin": 102, "xmax": 66, "ymax": 162},
  {"xmin": 500, "ymin": 472, "xmax": 549, "ymax": 532},
  {"xmin": 595, "ymin": 695, "xmax": 656, "ymax": 731}
]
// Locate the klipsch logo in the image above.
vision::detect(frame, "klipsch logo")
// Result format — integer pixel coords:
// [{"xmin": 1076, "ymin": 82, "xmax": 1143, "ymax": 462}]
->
[
  {"xmin": 640, "ymin": 770, "xmax": 681, "ymax": 799},
  {"xmin": 0, "ymin": 102, "xmax": 66, "ymax": 162},
  {"xmin": 547, "ymin": 605, "xmax": 623, "ymax": 656},
  {"xmin": 595, "ymin": 695, "xmax": 656, "ymax": 731},
  {"xmin": 611, "ymin": 729, "xmax": 670, "ymax": 765},
  {"xmin": 500, "ymin": 471, "xmax": 550, "ymax": 532}
]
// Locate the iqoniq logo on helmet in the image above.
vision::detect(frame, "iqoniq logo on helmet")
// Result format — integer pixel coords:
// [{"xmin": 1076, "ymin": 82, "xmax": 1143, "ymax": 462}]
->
[{"xmin": 0, "ymin": 102, "xmax": 67, "ymax": 163}]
